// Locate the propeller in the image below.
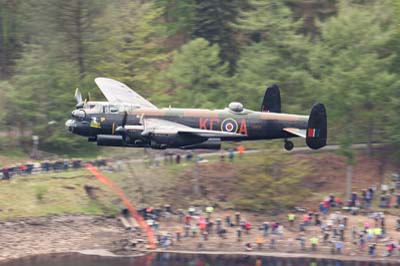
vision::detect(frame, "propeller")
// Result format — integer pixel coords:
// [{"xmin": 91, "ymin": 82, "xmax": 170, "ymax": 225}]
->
[
  {"xmin": 82, "ymin": 92, "xmax": 91, "ymax": 108},
  {"xmin": 74, "ymin": 88, "xmax": 84, "ymax": 109},
  {"xmin": 115, "ymin": 111, "xmax": 128, "ymax": 137},
  {"xmin": 122, "ymin": 111, "xmax": 127, "ymax": 128}
]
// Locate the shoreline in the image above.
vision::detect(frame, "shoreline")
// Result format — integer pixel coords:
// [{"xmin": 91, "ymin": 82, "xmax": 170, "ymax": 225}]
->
[
  {"xmin": 2, "ymin": 214, "xmax": 400, "ymax": 264},
  {"xmin": 2, "ymin": 248, "xmax": 400, "ymax": 265}
]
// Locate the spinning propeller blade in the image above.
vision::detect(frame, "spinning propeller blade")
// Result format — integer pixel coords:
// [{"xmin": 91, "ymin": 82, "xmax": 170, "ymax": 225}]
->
[
  {"xmin": 115, "ymin": 111, "xmax": 128, "ymax": 137},
  {"xmin": 74, "ymin": 88, "xmax": 84, "ymax": 108}
]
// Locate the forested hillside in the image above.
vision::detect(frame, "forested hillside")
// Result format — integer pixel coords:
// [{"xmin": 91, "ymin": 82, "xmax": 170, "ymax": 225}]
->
[{"xmin": 0, "ymin": 0, "xmax": 398, "ymax": 158}]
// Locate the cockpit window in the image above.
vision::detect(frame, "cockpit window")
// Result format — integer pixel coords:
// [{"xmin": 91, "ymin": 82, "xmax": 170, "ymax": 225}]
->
[
  {"xmin": 84, "ymin": 103, "xmax": 103, "ymax": 113},
  {"xmin": 110, "ymin": 105, "xmax": 119, "ymax": 113},
  {"xmin": 86, "ymin": 103, "xmax": 141, "ymax": 114}
]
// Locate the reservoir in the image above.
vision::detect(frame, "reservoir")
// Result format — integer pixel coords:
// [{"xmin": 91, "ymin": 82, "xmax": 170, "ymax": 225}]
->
[{"xmin": 0, "ymin": 252, "xmax": 396, "ymax": 266}]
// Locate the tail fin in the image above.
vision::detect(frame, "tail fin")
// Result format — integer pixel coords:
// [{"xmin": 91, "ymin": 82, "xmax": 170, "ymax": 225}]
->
[
  {"xmin": 261, "ymin": 84, "xmax": 281, "ymax": 113},
  {"xmin": 306, "ymin": 103, "xmax": 327, "ymax": 149}
]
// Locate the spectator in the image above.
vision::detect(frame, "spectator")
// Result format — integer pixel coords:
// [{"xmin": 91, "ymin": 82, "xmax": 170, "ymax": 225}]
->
[
  {"xmin": 202, "ymin": 230, "xmax": 208, "ymax": 241},
  {"xmin": 335, "ymin": 240, "xmax": 343, "ymax": 254},
  {"xmin": 228, "ymin": 149, "xmax": 234, "ymax": 161},
  {"xmin": 236, "ymin": 228, "xmax": 242, "ymax": 242},
  {"xmin": 245, "ymin": 221, "xmax": 251, "ymax": 234},
  {"xmin": 245, "ymin": 242, "xmax": 252, "ymax": 251},
  {"xmin": 310, "ymin": 236, "xmax": 319, "ymax": 251},
  {"xmin": 236, "ymin": 145, "xmax": 245, "ymax": 158},
  {"xmin": 225, "ymin": 215, "xmax": 231, "ymax": 227},
  {"xmin": 263, "ymin": 222, "xmax": 269, "ymax": 236},
  {"xmin": 368, "ymin": 243, "xmax": 376, "ymax": 256},
  {"xmin": 2, "ymin": 167, "xmax": 10, "ymax": 180},
  {"xmin": 256, "ymin": 236, "xmax": 264, "ymax": 250},
  {"xmin": 385, "ymin": 242, "xmax": 396, "ymax": 257},
  {"xmin": 296, "ymin": 234, "xmax": 306, "ymax": 250},
  {"xmin": 288, "ymin": 213, "xmax": 296, "ymax": 227}
]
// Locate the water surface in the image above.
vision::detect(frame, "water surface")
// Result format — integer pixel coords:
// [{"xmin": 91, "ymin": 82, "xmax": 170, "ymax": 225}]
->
[{"xmin": 0, "ymin": 252, "xmax": 394, "ymax": 266}]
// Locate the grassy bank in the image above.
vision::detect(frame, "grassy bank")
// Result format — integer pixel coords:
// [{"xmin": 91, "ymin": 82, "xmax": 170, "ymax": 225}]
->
[
  {"xmin": 1, "ymin": 147, "xmax": 397, "ymax": 220},
  {"xmin": 0, "ymin": 169, "xmax": 119, "ymax": 219}
]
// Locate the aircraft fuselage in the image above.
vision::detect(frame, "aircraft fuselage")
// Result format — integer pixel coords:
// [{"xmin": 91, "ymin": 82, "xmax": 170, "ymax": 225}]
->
[{"xmin": 66, "ymin": 106, "xmax": 308, "ymax": 142}]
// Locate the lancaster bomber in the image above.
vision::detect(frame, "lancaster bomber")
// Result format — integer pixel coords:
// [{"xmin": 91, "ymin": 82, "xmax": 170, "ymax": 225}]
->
[{"xmin": 65, "ymin": 78, "xmax": 327, "ymax": 150}]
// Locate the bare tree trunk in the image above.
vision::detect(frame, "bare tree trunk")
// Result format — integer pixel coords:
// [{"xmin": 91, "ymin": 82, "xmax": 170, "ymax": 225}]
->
[
  {"xmin": 367, "ymin": 120, "xmax": 374, "ymax": 157},
  {"xmin": 345, "ymin": 109, "xmax": 354, "ymax": 201},
  {"xmin": 0, "ymin": 13, "xmax": 5, "ymax": 79},
  {"xmin": 346, "ymin": 163, "xmax": 353, "ymax": 201},
  {"xmin": 378, "ymin": 150, "xmax": 387, "ymax": 190},
  {"xmin": 75, "ymin": 0, "xmax": 85, "ymax": 81}
]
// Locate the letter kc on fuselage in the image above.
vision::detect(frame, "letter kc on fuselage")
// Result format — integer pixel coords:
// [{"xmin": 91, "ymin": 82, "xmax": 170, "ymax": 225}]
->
[{"xmin": 66, "ymin": 78, "xmax": 327, "ymax": 151}]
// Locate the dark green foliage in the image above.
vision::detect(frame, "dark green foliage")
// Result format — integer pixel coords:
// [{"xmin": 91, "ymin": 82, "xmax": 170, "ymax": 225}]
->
[
  {"xmin": 53, "ymin": 0, "xmax": 106, "ymax": 81},
  {"xmin": 286, "ymin": 0, "xmax": 337, "ymax": 37},
  {"xmin": 0, "ymin": 0, "xmax": 31, "ymax": 78},
  {"xmin": 191, "ymin": 0, "xmax": 243, "ymax": 74},
  {"xmin": 0, "ymin": 0, "xmax": 398, "ymax": 159},
  {"xmin": 308, "ymin": 1, "xmax": 397, "ymax": 155},
  {"xmin": 158, "ymin": 38, "xmax": 230, "ymax": 108},
  {"xmin": 233, "ymin": 0, "xmax": 313, "ymax": 112},
  {"xmin": 154, "ymin": 0, "xmax": 195, "ymax": 39}
]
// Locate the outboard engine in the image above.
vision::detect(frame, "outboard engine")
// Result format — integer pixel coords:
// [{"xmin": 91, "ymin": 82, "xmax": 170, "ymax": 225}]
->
[
  {"xmin": 97, "ymin": 135, "xmax": 125, "ymax": 147},
  {"xmin": 182, "ymin": 138, "xmax": 221, "ymax": 150}
]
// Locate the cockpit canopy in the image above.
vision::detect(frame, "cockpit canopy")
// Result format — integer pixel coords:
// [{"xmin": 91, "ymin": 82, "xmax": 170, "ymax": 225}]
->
[
  {"xmin": 84, "ymin": 102, "xmax": 142, "ymax": 114},
  {"xmin": 228, "ymin": 102, "xmax": 244, "ymax": 113}
]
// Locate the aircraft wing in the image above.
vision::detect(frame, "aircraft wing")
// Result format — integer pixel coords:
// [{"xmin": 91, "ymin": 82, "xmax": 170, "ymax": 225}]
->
[
  {"xmin": 142, "ymin": 118, "xmax": 246, "ymax": 138},
  {"xmin": 94, "ymin": 77, "xmax": 157, "ymax": 109},
  {"xmin": 283, "ymin": 127, "xmax": 307, "ymax": 138}
]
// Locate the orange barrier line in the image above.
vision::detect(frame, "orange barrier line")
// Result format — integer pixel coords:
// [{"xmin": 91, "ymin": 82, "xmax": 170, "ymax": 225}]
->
[{"xmin": 85, "ymin": 163, "xmax": 155, "ymax": 249}]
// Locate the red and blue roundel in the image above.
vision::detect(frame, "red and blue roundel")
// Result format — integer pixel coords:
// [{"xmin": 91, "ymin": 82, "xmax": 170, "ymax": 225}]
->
[{"xmin": 221, "ymin": 118, "xmax": 238, "ymax": 133}]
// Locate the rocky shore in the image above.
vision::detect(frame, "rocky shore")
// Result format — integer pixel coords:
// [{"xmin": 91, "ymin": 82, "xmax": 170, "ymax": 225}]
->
[
  {"xmin": 0, "ymin": 215, "xmax": 129, "ymax": 261},
  {"xmin": 2, "ymin": 213, "xmax": 400, "ymax": 264}
]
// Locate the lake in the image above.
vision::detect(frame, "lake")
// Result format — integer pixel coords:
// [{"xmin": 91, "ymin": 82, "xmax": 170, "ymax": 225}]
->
[{"xmin": 0, "ymin": 252, "xmax": 395, "ymax": 266}]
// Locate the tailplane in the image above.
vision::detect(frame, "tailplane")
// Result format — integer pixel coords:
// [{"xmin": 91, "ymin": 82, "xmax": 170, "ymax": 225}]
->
[
  {"xmin": 306, "ymin": 103, "xmax": 327, "ymax": 149},
  {"xmin": 261, "ymin": 84, "xmax": 281, "ymax": 113}
]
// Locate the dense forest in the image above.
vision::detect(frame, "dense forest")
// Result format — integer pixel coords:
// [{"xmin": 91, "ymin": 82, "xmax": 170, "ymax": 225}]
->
[{"xmin": 0, "ymin": 0, "xmax": 398, "ymax": 159}]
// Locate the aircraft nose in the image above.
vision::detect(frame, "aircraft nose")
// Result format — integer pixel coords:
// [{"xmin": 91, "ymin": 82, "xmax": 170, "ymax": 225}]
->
[
  {"xmin": 65, "ymin": 119, "xmax": 76, "ymax": 133},
  {"xmin": 65, "ymin": 118, "xmax": 92, "ymax": 136}
]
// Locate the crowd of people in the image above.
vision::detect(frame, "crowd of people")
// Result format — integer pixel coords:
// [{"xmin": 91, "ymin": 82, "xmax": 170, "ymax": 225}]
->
[
  {"xmin": 125, "ymin": 187, "xmax": 400, "ymax": 259},
  {"xmin": 0, "ymin": 145, "xmax": 246, "ymax": 180},
  {"xmin": 0, "ymin": 159, "xmax": 108, "ymax": 180}
]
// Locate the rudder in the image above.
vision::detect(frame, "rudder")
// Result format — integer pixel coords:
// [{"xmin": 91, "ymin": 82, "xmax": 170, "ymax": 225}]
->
[
  {"xmin": 306, "ymin": 103, "xmax": 327, "ymax": 149},
  {"xmin": 261, "ymin": 84, "xmax": 281, "ymax": 113}
]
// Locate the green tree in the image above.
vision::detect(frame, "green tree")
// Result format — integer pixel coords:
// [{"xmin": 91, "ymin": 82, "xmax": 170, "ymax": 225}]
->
[
  {"xmin": 0, "ymin": 0, "xmax": 37, "ymax": 78},
  {"xmin": 154, "ymin": 0, "xmax": 195, "ymax": 41},
  {"xmin": 386, "ymin": 0, "xmax": 400, "ymax": 154},
  {"xmin": 308, "ymin": 1, "xmax": 397, "ymax": 197},
  {"xmin": 233, "ymin": 0, "xmax": 313, "ymax": 112},
  {"xmin": 7, "ymin": 43, "xmax": 88, "ymax": 152},
  {"xmin": 285, "ymin": 0, "xmax": 337, "ymax": 37},
  {"xmin": 89, "ymin": 0, "xmax": 165, "ymax": 99},
  {"xmin": 191, "ymin": 0, "xmax": 244, "ymax": 74},
  {"xmin": 54, "ymin": 0, "xmax": 106, "ymax": 82},
  {"xmin": 158, "ymin": 38, "xmax": 230, "ymax": 108}
]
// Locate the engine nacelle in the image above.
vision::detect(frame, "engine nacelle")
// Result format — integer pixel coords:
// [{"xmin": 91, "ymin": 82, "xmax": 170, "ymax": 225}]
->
[
  {"xmin": 150, "ymin": 134, "xmax": 207, "ymax": 147},
  {"xmin": 150, "ymin": 140, "xmax": 168, "ymax": 149},
  {"xmin": 88, "ymin": 136, "xmax": 97, "ymax": 142},
  {"xmin": 181, "ymin": 138, "xmax": 221, "ymax": 150},
  {"xmin": 97, "ymin": 135, "xmax": 125, "ymax": 147}
]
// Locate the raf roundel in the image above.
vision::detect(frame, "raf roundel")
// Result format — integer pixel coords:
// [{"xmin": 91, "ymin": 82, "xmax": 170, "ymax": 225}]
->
[{"xmin": 221, "ymin": 118, "xmax": 238, "ymax": 133}]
